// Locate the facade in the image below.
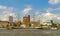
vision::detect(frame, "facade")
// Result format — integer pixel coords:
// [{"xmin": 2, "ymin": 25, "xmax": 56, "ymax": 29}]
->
[
  {"xmin": 23, "ymin": 16, "xmax": 27, "ymax": 24},
  {"xmin": 22, "ymin": 15, "xmax": 31, "ymax": 27},
  {"xmin": 9, "ymin": 16, "xmax": 13, "ymax": 23},
  {"xmin": 31, "ymin": 21, "xmax": 40, "ymax": 27},
  {"xmin": 27, "ymin": 15, "xmax": 30, "ymax": 23},
  {"xmin": 0, "ymin": 21, "xmax": 9, "ymax": 28},
  {"xmin": 17, "ymin": 21, "xmax": 21, "ymax": 26},
  {"xmin": 23, "ymin": 15, "xmax": 30, "ymax": 24}
]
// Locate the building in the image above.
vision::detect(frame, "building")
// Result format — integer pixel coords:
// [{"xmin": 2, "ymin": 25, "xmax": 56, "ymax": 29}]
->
[
  {"xmin": 27, "ymin": 15, "xmax": 30, "ymax": 23},
  {"xmin": 31, "ymin": 18, "xmax": 40, "ymax": 28},
  {"xmin": 0, "ymin": 21, "xmax": 9, "ymax": 28},
  {"xmin": 22, "ymin": 15, "xmax": 31, "ymax": 27},
  {"xmin": 23, "ymin": 16, "xmax": 27, "ymax": 24},
  {"xmin": 9, "ymin": 16, "xmax": 13, "ymax": 23},
  {"xmin": 31, "ymin": 21, "xmax": 40, "ymax": 27},
  {"xmin": 17, "ymin": 15, "xmax": 21, "ymax": 26}
]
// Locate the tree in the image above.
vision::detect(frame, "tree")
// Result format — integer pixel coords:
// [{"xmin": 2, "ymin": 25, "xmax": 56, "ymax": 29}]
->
[{"xmin": 50, "ymin": 20, "xmax": 57, "ymax": 27}]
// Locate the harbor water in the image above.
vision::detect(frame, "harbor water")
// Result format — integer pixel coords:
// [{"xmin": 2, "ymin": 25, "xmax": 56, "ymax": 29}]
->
[{"xmin": 0, "ymin": 28, "xmax": 60, "ymax": 36}]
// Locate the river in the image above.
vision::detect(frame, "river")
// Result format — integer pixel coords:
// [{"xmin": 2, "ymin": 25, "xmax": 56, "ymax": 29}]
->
[{"xmin": 0, "ymin": 28, "xmax": 60, "ymax": 36}]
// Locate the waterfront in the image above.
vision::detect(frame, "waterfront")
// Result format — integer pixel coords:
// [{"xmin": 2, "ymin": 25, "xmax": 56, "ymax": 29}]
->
[{"xmin": 0, "ymin": 29, "xmax": 60, "ymax": 36}]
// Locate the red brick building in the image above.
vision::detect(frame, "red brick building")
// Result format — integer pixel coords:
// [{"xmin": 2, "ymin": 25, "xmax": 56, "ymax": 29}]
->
[{"xmin": 0, "ymin": 21, "xmax": 9, "ymax": 28}]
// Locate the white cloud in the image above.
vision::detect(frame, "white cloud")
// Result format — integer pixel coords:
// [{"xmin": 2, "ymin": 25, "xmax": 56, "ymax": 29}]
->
[
  {"xmin": 54, "ymin": 7, "xmax": 60, "ymax": 10},
  {"xmin": 22, "ymin": 6, "xmax": 32, "ymax": 15},
  {"xmin": 34, "ymin": 8, "xmax": 60, "ymax": 23},
  {"xmin": 0, "ymin": 5, "xmax": 60, "ymax": 24},
  {"xmin": 46, "ymin": 8, "xmax": 53, "ymax": 13},
  {"xmin": 48, "ymin": 0, "xmax": 60, "ymax": 4},
  {"xmin": 41, "ymin": 12, "xmax": 56, "ymax": 22},
  {"xmin": 35, "ymin": 11, "xmax": 39, "ymax": 15},
  {"xmin": 0, "ymin": 5, "xmax": 7, "ymax": 10},
  {"xmin": 0, "ymin": 5, "xmax": 16, "ymax": 21},
  {"xmin": 35, "ymin": 12, "xmax": 60, "ymax": 24}
]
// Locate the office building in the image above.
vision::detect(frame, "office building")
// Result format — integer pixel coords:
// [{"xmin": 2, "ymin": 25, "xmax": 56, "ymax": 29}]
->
[
  {"xmin": 23, "ymin": 16, "xmax": 27, "ymax": 24},
  {"xmin": 27, "ymin": 15, "xmax": 30, "ymax": 23},
  {"xmin": 9, "ymin": 16, "xmax": 13, "ymax": 23}
]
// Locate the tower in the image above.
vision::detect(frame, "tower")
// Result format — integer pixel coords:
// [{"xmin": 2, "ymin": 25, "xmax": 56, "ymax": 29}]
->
[
  {"xmin": 23, "ymin": 16, "xmax": 27, "ymax": 24},
  {"xmin": 9, "ymin": 16, "xmax": 13, "ymax": 23},
  {"xmin": 32, "ymin": 14, "xmax": 35, "ymax": 22},
  {"xmin": 17, "ymin": 15, "xmax": 21, "ymax": 26},
  {"xmin": 17, "ymin": 14, "xmax": 20, "ymax": 21},
  {"xmin": 27, "ymin": 15, "xmax": 30, "ymax": 23}
]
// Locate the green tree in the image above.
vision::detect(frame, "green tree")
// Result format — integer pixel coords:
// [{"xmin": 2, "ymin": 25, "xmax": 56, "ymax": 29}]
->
[{"xmin": 50, "ymin": 20, "xmax": 57, "ymax": 27}]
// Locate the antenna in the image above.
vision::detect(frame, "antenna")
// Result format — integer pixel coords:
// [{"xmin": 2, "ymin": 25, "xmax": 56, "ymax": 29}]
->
[
  {"xmin": 32, "ymin": 14, "xmax": 35, "ymax": 21},
  {"xmin": 17, "ymin": 13, "xmax": 20, "ymax": 21}
]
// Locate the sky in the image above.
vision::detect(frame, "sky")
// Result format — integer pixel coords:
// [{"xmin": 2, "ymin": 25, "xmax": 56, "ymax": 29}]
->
[{"xmin": 0, "ymin": 0, "xmax": 60, "ymax": 23}]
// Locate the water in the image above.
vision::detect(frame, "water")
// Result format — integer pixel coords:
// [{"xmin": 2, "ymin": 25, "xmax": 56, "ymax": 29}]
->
[{"xmin": 0, "ymin": 29, "xmax": 60, "ymax": 36}]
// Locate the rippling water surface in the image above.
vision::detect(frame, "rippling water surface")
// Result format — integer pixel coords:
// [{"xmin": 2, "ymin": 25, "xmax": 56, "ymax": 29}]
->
[{"xmin": 0, "ymin": 29, "xmax": 60, "ymax": 36}]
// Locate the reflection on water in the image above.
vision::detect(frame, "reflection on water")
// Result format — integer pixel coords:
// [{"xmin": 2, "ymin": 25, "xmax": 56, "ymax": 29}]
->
[{"xmin": 0, "ymin": 29, "xmax": 60, "ymax": 36}]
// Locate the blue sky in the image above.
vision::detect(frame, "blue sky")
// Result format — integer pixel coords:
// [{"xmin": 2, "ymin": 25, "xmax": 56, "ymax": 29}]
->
[
  {"xmin": 0, "ymin": 0, "xmax": 60, "ymax": 14},
  {"xmin": 0, "ymin": 0, "xmax": 49, "ymax": 8},
  {"xmin": 0, "ymin": 0, "xmax": 60, "ymax": 13},
  {"xmin": 0, "ymin": 0, "xmax": 59, "ymax": 9},
  {"xmin": 0, "ymin": 0, "xmax": 60, "ymax": 23}
]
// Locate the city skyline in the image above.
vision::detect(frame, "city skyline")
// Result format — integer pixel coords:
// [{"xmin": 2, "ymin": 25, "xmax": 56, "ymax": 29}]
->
[{"xmin": 0, "ymin": 0, "xmax": 60, "ymax": 23}]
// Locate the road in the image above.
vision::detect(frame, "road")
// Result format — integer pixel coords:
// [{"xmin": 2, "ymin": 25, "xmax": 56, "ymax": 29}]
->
[{"xmin": 0, "ymin": 29, "xmax": 60, "ymax": 36}]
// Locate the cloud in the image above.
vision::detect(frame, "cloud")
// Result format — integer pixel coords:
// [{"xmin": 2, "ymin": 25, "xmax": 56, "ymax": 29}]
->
[
  {"xmin": 0, "ymin": 5, "xmax": 16, "ymax": 21},
  {"xmin": 54, "ymin": 7, "xmax": 60, "ymax": 10},
  {"xmin": 41, "ymin": 12, "xmax": 56, "ymax": 22},
  {"xmin": 35, "ymin": 11, "xmax": 40, "ymax": 15},
  {"xmin": 34, "ymin": 8, "xmax": 60, "ymax": 23},
  {"xmin": 0, "ymin": 5, "xmax": 7, "ymax": 10},
  {"xmin": 48, "ymin": 0, "xmax": 60, "ymax": 4},
  {"xmin": 35, "ymin": 12, "xmax": 60, "ymax": 24},
  {"xmin": 46, "ymin": 8, "xmax": 53, "ymax": 13},
  {"xmin": 0, "ymin": 5, "xmax": 60, "ymax": 24},
  {"xmin": 22, "ymin": 6, "xmax": 32, "ymax": 15}
]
